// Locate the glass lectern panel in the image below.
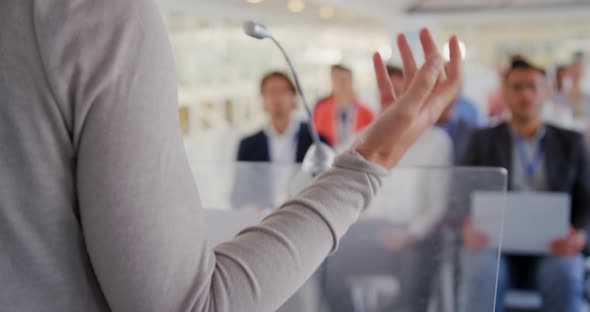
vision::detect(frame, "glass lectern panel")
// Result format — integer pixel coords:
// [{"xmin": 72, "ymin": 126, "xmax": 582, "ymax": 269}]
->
[{"xmin": 190, "ymin": 162, "xmax": 508, "ymax": 312}]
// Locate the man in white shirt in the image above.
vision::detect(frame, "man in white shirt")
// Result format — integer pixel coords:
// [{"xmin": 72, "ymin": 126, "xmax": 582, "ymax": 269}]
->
[
  {"xmin": 553, "ymin": 60, "xmax": 590, "ymax": 120},
  {"xmin": 232, "ymin": 72, "xmax": 327, "ymax": 210},
  {"xmin": 346, "ymin": 64, "xmax": 453, "ymax": 312},
  {"xmin": 324, "ymin": 127, "xmax": 454, "ymax": 312},
  {"xmin": 237, "ymin": 71, "xmax": 326, "ymax": 164}
]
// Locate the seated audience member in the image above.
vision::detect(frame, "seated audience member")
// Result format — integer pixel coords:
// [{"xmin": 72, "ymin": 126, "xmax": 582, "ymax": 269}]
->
[
  {"xmin": 373, "ymin": 128, "xmax": 452, "ymax": 312},
  {"xmin": 553, "ymin": 57, "xmax": 590, "ymax": 121},
  {"xmin": 386, "ymin": 63, "xmax": 466, "ymax": 165},
  {"xmin": 233, "ymin": 72, "xmax": 326, "ymax": 210},
  {"xmin": 461, "ymin": 59, "xmax": 590, "ymax": 312},
  {"xmin": 391, "ymin": 62, "xmax": 479, "ymax": 163},
  {"xmin": 314, "ymin": 65, "xmax": 374, "ymax": 149},
  {"xmin": 386, "ymin": 64, "xmax": 453, "ymax": 237},
  {"xmin": 385, "ymin": 64, "xmax": 460, "ymax": 168},
  {"xmin": 325, "ymin": 61, "xmax": 453, "ymax": 312},
  {"xmin": 237, "ymin": 71, "xmax": 326, "ymax": 163},
  {"xmin": 543, "ymin": 65, "xmax": 576, "ymax": 129}
]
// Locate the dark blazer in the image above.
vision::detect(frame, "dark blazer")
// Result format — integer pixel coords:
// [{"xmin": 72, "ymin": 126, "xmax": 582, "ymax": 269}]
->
[
  {"xmin": 462, "ymin": 122, "xmax": 590, "ymax": 233},
  {"xmin": 231, "ymin": 122, "xmax": 328, "ymax": 210},
  {"xmin": 237, "ymin": 122, "xmax": 328, "ymax": 163}
]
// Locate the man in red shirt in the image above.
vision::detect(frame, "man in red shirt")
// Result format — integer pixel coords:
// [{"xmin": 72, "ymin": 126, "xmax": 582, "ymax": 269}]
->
[{"xmin": 314, "ymin": 65, "xmax": 374, "ymax": 148}]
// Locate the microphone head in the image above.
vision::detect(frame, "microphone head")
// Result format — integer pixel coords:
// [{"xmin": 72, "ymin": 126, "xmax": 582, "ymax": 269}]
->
[
  {"xmin": 301, "ymin": 142, "xmax": 336, "ymax": 177},
  {"xmin": 288, "ymin": 142, "xmax": 336, "ymax": 196},
  {"xmin": 243, "ymin": 21, "xmax": 270, "ymax": 40}
]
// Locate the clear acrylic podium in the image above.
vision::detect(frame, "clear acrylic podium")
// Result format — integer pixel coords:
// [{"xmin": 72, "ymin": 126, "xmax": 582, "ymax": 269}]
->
[{"xmin": 191, "ymin": 162, "xmax": 508, "ymax": 312}]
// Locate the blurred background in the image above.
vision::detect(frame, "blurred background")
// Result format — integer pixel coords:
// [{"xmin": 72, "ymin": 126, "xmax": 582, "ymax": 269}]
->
[
  {"xmin": 151, "ymin": 2, "xmax": 590, "ymax": 311},
  {"xmin": 155, "ymin": 0, "xmax": 590, "ymax": 162}
]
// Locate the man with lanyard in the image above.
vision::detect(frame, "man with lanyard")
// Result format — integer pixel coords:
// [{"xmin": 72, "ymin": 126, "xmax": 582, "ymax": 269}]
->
[{"xmin": 461, "ymin": 59, "xmax": 590, "ymax": 312}]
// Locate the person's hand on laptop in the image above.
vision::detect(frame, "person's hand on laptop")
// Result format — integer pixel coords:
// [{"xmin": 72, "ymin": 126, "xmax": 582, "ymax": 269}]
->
[
  {"xmin": 462, "ymin": 217, "xmax": 489, "ymax": 250},
  {"xmin": 354, "ymin": 28, "xmax": 462, "ymax": 170},
  {"xmin": 550, "ymin": 227, "xmax": 586, "ymax": 257}
]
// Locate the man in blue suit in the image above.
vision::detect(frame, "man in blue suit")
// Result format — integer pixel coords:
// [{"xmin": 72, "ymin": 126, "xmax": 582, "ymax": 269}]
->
[
  {"xmin": 461, "ymin": 59, "xmax": 590, "ymax": 312},
  {"xmin": 237, "ymin": 71, "xmax": 326, "ymax": 164}
]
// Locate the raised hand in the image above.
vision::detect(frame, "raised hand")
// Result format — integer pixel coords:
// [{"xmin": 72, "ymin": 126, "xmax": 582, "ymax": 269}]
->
[{"xmin": 354, "ymin": 28, "xmax": 463, "ymax": 170}]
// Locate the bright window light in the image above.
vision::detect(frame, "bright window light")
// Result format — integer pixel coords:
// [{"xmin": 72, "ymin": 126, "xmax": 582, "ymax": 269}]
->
[
  {"xmin": 443, "ymin": 40, "xmax": 467, "ymax": 61},
  {"xmin": 319, "ymin": 6, "xmax": 335, "ymax": 19},
  {"xmin": 378, "ymin": 45, "xmax": 393, "ymax": 61},
  {"xmin": 288, "ymin": 0, "xmax": 305, "ymax": 13}
]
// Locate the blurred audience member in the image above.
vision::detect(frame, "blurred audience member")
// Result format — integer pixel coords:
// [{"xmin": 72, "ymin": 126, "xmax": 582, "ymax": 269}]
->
[
  {"xmin": 325, "ymin": 68, "xmax": 453, "ymax": 311},
  {"xmin": 387, "ymin": 63, "xmax": 474, "ymax": 163},
  {"xmin": 553, "ymin": 57, "xmax": 590, "ymax": 121},
  {"xmin": 237, "ymin": 71, "xmax": 325, "ymax": 163},
  {"xmin": 233, "ymin": 72, "xmax": 326, "ymax": 211},
  {"xmin": 325, "ymin": 128, "xmax": 452, "ymax": 312},
  {"xmin": 314, "ymin": 65, "xmax": 374, "ymax": 149},
  {"xmin": 543, "ymin": 65, "xmax": 576, "ymax": 129},
  {"xmin": 461, "ymin": 59, "xmax": 590, "ymax": 312},
  {"xmin": 374, "ymin": 126, "xmax": 453, "ymax": 248},
  {"xmin": 385, "ymin": 63, "xmax": 469, "ymax": 164},
  {"xmin": 369, "ymin": 65, "xmax": 452, "ymax": 311}
]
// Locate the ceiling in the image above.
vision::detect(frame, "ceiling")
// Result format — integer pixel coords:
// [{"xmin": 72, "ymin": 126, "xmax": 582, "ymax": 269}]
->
[
  {"xmin": 157, "ymin": 0, "xmax": 380, "ymax": 26},
  {"xmin": 306, "ymin": 0, "xmax": 590, "ymax": 13},
  {"xmin": 158, "ymin": 0, "xmax": 590, "ymax": 28},
  {"xmin": 408, "ymin": 0, "xmax": 590, "ymax": 13},
  {"xmin": 307, "ymin": 0, "xmax": 590, "ymax": 27}
]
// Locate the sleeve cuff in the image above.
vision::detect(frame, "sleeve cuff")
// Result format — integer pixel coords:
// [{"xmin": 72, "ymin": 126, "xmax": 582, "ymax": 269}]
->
[{"xmin": 333, "ymin": 150, "xmax": 389, "ymax": 177}]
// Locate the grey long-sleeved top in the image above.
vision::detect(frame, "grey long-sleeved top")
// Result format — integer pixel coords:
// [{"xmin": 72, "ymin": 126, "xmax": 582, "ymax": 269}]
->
[{"xmin": 0, "ymin": 0, "xmax": 387, "ymax": 311}]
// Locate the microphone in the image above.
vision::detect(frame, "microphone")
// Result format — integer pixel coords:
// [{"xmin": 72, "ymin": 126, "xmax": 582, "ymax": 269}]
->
[
  {"xmin": 243, "ymin": 21, "xmax": 271, "ymax": 40},
  {"xmin": 243, "ymin": 21, "xmax": 335, "ymax": 179}
]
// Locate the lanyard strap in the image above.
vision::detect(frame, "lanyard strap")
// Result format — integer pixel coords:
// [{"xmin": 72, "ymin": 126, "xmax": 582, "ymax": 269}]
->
[{"xmin": 515, "ymin": 136, "xmax": 544, "ymax": 181}]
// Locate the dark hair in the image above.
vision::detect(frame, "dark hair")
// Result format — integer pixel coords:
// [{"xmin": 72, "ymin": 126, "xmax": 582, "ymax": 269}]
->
[
  {"xmin": 260, "ymin": 71, "xmax": 296, "ymax": 94},
  {"xmin": 386, "ymin": 65, "xmax": 403, "ymax": 78},
  {"xmin": 331, "ymin": 64, "xmax": 352, "ymax": 74},
  {"xmin": 505, "ymin": 59, "xmax": 546, "ymax": 80}
]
